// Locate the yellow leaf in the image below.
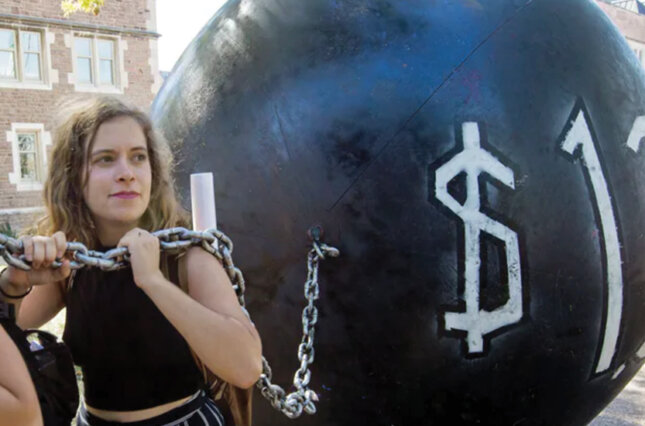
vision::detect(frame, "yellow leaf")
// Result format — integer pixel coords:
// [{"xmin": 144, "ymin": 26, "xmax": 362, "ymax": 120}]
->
[{"xmin": 60, "ymin": 0, "xmax": 104, "ymax": 17}]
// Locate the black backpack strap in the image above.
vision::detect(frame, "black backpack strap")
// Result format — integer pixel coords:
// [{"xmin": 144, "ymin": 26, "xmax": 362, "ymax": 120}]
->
[
  {"xmin": 0, "ymin": 300, "xmax": 15, "ymax": 322},
  {"xmin": 0, "ymin": 316, "xmax": 31, "ymax": 358}
]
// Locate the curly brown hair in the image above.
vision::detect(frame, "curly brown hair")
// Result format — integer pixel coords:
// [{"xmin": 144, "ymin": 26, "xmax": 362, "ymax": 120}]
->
[{"xmin": 31, "ymin": 96, "xmax": 189, "ymax": 248}]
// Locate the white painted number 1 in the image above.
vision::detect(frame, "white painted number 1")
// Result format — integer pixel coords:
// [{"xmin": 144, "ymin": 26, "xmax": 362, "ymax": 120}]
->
[{"xmin": 561, "ymin": 108, "xmax": 623, "ymax": 374}]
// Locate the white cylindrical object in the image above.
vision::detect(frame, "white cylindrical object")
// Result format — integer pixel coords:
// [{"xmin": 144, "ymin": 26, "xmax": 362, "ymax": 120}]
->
[{"xmin": 190, "ymin": 172, "xmax": 217, "ymax": 231}]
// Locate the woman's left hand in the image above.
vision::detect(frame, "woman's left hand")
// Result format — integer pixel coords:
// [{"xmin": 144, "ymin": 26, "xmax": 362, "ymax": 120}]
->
[{"xmin": 117, "ymin": 228, "xmax": 163, "ymax": 289}]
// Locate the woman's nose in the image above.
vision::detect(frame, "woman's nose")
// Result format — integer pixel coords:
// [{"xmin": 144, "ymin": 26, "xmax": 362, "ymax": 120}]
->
[{"xmin": 115, "ymin": 158, "xmax": 135, "ymax": 181}]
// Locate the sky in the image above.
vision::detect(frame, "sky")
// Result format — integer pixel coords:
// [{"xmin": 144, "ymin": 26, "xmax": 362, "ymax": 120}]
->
[{"xmin": 156, "ymin": 0, "xmax": 228, "ymax": 72}]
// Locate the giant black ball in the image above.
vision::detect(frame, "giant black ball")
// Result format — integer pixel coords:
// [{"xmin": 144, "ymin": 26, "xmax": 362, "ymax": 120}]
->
[{"xmin": 151, "ymin": 0, "xmax": 645, "ymax": 424}]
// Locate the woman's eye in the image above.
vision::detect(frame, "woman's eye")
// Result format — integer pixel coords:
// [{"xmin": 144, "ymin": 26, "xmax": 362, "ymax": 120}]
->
[
  {"xmin": 134, "ymin": 153, "xmax": 148, "ymax": 162},
  {"xmin": 97, "ymin": 156, "xmax": 113, "ymax": 164}
]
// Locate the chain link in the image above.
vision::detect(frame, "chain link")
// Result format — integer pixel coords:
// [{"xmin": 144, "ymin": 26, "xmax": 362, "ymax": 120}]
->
[{"xmin": 0, "ymin": 227, "xmax": 339, "ymax": 419}]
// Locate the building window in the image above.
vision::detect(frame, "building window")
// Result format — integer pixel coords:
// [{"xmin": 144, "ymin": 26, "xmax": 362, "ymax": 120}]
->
[
  {"xmin": 0, "ymin": 30, "xmax": 16, "ymax": 78},
  {"xmin": 22, "ymin": 32, "xmax": 42, "ymax": 80},
  {"xmin": 17, "ymin": 132, "xmax": 41, "ymax": 182},
  {"xmin": 98, "ymin": 39, "xmax": 115, "ymax": 85},
  {"xmin": 74, "ymin": 36, "xmax": 116, "ymax": 87},
  {"xmin": 75, "ymin": 37, "xmax": 92, "ymax": 84},
  {"xmin": 7, "ymin": 123, "xmax": 50, "ymax": 192},
  {"xmin": 0, "ymin": 28, "xmax": 43, "ymax": 82}
]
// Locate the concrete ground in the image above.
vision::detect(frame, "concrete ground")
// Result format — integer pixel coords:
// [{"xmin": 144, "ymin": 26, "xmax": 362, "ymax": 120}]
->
[{"xmin": 590, "ymin": 367, "xmax": 645, "ymax": 425}]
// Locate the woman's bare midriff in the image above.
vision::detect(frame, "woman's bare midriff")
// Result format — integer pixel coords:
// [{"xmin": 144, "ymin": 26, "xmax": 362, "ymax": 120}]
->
[{"xmin": 85, "ymin": 394, "xmax": 194, "ymax": 422}]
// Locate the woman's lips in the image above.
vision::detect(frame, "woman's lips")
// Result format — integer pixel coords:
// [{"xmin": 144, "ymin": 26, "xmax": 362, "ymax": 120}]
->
[{"xmin": 111, "ymin": 192, "xmax": 139, "ymax": 199}]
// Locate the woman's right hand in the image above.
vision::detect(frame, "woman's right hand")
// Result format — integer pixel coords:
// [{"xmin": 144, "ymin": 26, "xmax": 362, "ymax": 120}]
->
[{"xmin": 4, "ymin": 231, "xmax": 71, "ymax": 290}]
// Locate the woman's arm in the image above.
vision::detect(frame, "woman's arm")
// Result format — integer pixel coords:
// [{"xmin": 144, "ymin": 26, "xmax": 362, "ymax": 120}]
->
[
  {"xmin": 183, "ymin": 246, "xmax": 263, "ymax": 385},
  {"xmin": 119, "ymin": 228, "xmax": 263, "ymax": 388},
  {"xmin": 17, "ymin": 280, "xmax": 66, "ymax": 330},
  {"xmin": 139, "ymin": 246, "xmax": 263, "ymax": 388},
  {"xmin": 1, "ymin": 232, "xmax": 70, "ymax": 329},
  {"xmin": 0, "ymin": 326, "xmax": 43, "ymax": 426},
  {"xmin": 0, "ymin": 269, "xmax": 66, "ymax": 330}
]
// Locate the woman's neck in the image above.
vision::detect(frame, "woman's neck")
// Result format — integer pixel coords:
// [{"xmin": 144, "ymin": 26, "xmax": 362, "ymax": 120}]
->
[{"xmin": 95, "ymin": 222, "xmax": 139, "ymax": 248}]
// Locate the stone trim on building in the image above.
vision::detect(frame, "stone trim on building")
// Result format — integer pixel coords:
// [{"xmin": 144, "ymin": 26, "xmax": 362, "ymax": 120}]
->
[
  {"xmin": 0, "ymin": 13, "xmax": 160, "ymax": 38},
  {"xmin": 6, "ymin": 122, "xmax": 51, "ymax": 192},
  {"xmin": 0, "ymin": 206, "xmax": 45, "ymax": 215}
]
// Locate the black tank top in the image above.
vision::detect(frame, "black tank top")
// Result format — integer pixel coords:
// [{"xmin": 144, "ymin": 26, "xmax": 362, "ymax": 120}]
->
[{"xmin": 63, "ymin": 252, "xmax": 204, "ymax": 410}]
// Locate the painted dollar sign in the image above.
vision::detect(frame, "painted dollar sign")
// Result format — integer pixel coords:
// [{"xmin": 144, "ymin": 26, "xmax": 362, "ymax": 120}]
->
[{"xmin": 435, "ymin": 122, "xmax": 522, "ymax": 354}]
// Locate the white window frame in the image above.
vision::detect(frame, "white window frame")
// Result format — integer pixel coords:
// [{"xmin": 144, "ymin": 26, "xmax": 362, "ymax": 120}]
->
[
  {"xmin": 75, "ymin": 36, "xmax": 94, "ymax": 85},
  {"xmin": 20, "ymin": 30, "xmax": 43, "ymax": 82},
  {"xmin": 0, "ymin": 28, "xmax": 18, "ymax": 80},
  {"xmin": 0, "ymin": 27, "xmax": 53, "ymax": 90},
  {"xmin": 6, "ymin": 123, "xmax": 51, "ymax": 192},
  {"xmin": 17, "ymin": 132, "xmax": 41, "ymax": 182},
  {"xmin": 70, "ymin": 33, "xmax": 126, "ymax": 94},
  {"xmin": 97, "ymin": 38, "xmax": 116, "ymax": 86}
]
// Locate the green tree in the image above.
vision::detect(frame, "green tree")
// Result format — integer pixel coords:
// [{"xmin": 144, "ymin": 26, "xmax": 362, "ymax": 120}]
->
[{"xmin": 61, "ymin": 0, "xmax": 105, "ymax": 16}]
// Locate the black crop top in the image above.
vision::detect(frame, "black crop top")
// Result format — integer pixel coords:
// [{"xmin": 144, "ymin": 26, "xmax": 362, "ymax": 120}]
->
[{"xmin": 62, "ymin": 252, "xmax": 204, "ymax": 410}]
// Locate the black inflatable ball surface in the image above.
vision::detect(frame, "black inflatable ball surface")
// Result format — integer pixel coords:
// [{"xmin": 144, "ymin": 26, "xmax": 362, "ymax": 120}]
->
[{"xmin": 151, "ymin": 0, "xmax": 645, "ymax": 424}]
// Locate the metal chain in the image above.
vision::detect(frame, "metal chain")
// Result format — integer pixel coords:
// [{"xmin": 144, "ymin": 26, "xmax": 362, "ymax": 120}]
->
[{"xmin": 0, "ymin": 227, "xmax": 339, "ymax": 419}]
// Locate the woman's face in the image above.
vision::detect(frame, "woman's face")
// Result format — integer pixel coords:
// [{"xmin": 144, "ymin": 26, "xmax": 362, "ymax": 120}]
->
[{"xmin": 82, "ymin": 116, "xmax": 152, "ymax": 237}]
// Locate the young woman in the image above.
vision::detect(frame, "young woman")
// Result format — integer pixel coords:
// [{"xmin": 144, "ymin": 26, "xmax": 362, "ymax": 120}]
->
[{"xmin": 0, "ymin": 96, "xmax": 262, "ymax": 425}]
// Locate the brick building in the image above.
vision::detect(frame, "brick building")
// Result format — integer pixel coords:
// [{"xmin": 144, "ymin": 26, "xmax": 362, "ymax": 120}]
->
[{"xmin": 0, "ymin": 0, "xmax": 160, "ymax": 233}]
